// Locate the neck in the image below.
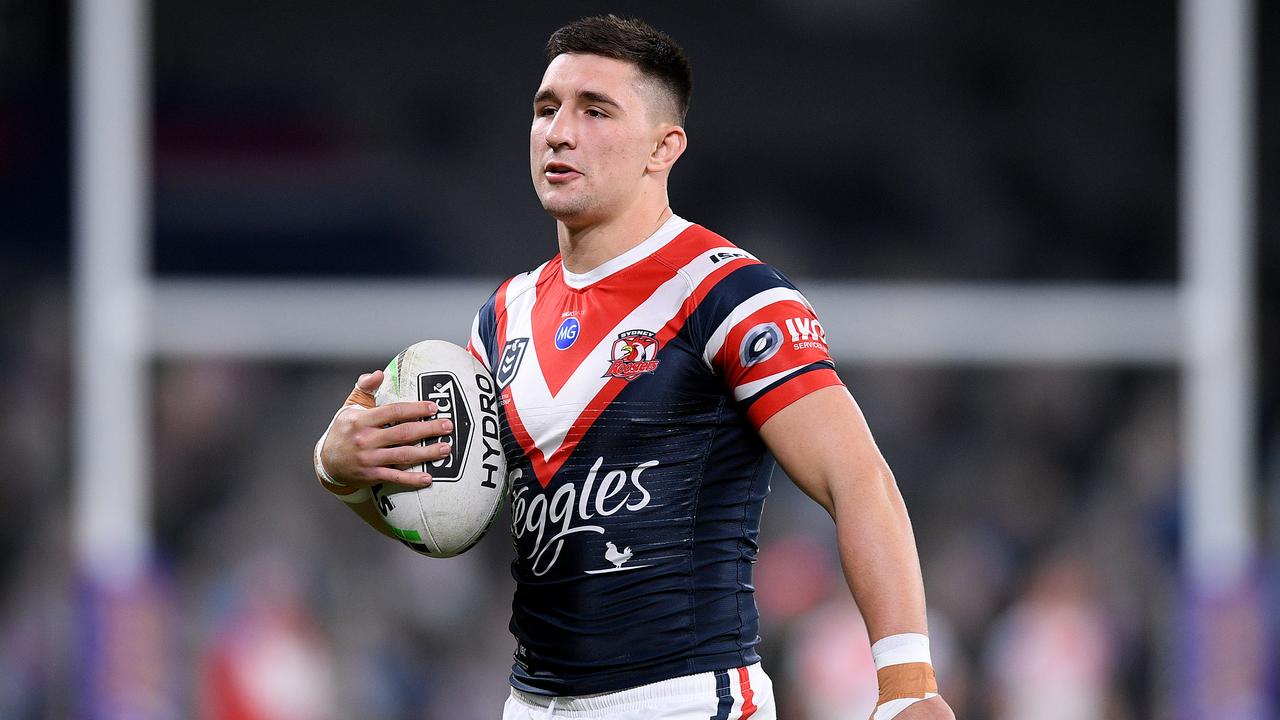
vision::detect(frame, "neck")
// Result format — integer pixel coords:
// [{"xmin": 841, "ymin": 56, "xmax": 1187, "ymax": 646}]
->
[{"xmin": 557, "ymin": 199, "xmax": 674, "ymax": 274}]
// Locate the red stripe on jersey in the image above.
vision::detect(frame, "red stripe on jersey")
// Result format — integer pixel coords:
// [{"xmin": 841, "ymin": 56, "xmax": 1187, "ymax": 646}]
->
[
  {"xmin": 466, "ymin": 341, "xmax": 485, "ymax": 366},
  {"xmin": 653, "ymin": 224, "xmax": 735, "ymax": 272},
  {"xmin": 499, "ymin": 385, "xmax": 548, "ymax": 474},
  {"xmin": 737, "ymin": 666, "xmax": 758, "ymax": 719},
  {"xmin": 506, "ymin": 357, "xmax": 677, "ymax": 488},
  {"xmin": 531, "ymin": 257, "xmax": 679, "ymax": 396},
  {"xmin": 501, "ymin": 225, "xmax": 778, "ymax": 488},
  {"xmin": 746, "ymin": 367, "xmax": 843, "ymax": 428},
  {"xmin": 681, "ymin": 260, "xmax": 763, "ymax": 327},
  {"xmin": 527, "ymin": 226, "xmax": 730, "ymax": 396},
  {"xmin": 713, "ymin": 299, "xmax": 825, "ymax": 388}
]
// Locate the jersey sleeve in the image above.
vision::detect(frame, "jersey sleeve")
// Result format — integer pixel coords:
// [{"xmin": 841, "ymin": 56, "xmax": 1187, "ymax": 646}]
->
[
  {"xmin": 697, "ymin": 263, "xmax": 844, "ymax": 428},
  {"xmin": 467, "ymin": 286, "xmax": 502, "ymax": 372}
]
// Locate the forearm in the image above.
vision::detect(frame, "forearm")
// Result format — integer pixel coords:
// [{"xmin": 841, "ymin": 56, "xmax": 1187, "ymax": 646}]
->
[
  {"xmin": 341, "ymin": 494, "xmax": 399, "ymax": 542},
  {"xmin": 315, "ymin": 433, "xmax": 399, "ymax": 541},
  {"xmin": 761, "ymin": 387, "xmax": 951, "ymax": 718},
  {"xmin": 832, "ymin": 462, "xmax": 948, "ymax": 719},
  {"xmin": 830, "ymin": 460, "xmax": 929, "ymax": 642}
]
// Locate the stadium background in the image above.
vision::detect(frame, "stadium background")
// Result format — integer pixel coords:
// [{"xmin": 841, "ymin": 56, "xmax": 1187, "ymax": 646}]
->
[{"xmin": 1, "ymin": 1, "xmax": 1277, "ymax": 718}]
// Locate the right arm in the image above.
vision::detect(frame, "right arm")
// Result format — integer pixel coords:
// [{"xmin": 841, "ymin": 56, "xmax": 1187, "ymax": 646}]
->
[{"xmin": 313, "ymin": 370, "xmax": 454, "ymax": 539}]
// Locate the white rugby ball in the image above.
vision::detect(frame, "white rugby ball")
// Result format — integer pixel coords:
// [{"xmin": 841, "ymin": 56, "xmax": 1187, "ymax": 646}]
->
[{"xmin": 372, "ymin": 340, "xmax": 507, "ymax": 557}]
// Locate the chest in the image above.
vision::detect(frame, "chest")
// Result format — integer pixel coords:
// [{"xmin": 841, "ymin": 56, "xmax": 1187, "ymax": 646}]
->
[{"xmin": 492, "ymin": 278, "xmax": 724, "ymax": 489}]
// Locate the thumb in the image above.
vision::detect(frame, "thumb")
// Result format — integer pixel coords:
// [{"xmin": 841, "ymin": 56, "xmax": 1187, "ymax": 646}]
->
[
  {"xmin": 356, "ymin": 369, "xmax": 384, "ymax": 392},
  {"xmin": 344, "ymin": 369, "xmax": 382, "ymax": 410}
]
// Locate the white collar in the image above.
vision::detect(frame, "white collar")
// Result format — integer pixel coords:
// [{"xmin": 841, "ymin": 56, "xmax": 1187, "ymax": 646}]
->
[{"xmin": 561, "ymin": 214, "xmax": 692, "ymax": 289}]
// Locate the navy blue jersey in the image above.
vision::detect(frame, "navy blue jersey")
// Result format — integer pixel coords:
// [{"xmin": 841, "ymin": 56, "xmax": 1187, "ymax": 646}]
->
[{"xmin": 467, "ymin": 216, "xmax": 841, "ymax": 695}]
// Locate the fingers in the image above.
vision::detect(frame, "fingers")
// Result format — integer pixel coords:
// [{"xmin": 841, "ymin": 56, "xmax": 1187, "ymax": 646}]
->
[
  {"xmin": 373, "ymin": 418, "xmax": 454, "ymax": 447},
  {"xmin": 321, "ymin": 370, "xmax": 457, "ymax": 490},
  {"xmin": 363, "ymin": 400, "xmax": 440, "ymax": 427},
  {"xmin": 364, "ymin": 441, "xmax": 453, "ymax": 469},
  {"xmin": 364, "ymin": 467, "xmax": 434, "ymax": 490}
]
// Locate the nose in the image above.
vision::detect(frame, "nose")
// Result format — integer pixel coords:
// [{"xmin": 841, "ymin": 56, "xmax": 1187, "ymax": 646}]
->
[{"xmin": 544, "ymin": 110, "xmax": 576, "ymax": 150}]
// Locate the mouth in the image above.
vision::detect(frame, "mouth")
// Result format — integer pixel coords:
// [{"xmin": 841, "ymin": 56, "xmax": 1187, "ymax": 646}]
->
[{"xmin": 543, "ymin": 161, "xmax": 582, "ymax": 184}]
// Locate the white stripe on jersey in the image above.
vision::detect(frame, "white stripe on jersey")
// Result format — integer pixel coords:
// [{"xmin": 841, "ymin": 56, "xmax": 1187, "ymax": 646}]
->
[
  {"xmin": 701, "ymin": 286, "xmax": 813, "ymax": 369},
  {"xmin": 501, "ymin": 244, "xmax": 759, "ymax": 461},
  {"xmin": 469, "ymin": 310, "xmax": 491, "ymax": 371},
  {"xmin": 561, "ymin": 215, "xmax": 693, "ymax": 289},
  {"xmin": 732, "ymin": 363, "xmax": 815, "ymax": 402},
  {"xmin": 502, "ymin": 263, "xmax": 548, "ymax": 313}
]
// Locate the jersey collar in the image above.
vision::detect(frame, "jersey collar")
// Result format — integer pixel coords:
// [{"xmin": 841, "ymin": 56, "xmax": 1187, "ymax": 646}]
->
[{"xmin": 561, "ymin": 214, "xmax": 693, "ymax": 290}]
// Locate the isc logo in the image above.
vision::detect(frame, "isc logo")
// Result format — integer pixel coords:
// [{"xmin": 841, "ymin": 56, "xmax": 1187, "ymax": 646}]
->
[
  {"xmin": 555, "ymin": 317, "xmax": 580, "ymax": 350},
  {"xmin": 708, "ymin": 250, "xmax": 749, "ymax": 264},
  {"xmin": 784, "ymin": 317, "xmax": 826, "ymax": 345}
]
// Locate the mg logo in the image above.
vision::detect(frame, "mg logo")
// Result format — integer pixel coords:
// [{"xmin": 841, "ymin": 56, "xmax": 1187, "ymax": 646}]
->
[{"xmin": 554, "ymin": 317, "xmax": 580, "ymax": 350}]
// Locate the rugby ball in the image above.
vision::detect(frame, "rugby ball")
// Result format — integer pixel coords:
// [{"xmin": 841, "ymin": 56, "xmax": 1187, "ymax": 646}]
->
[{"xmin": 372, "ymin": 340, "xmax": 507, "ymax": 557}]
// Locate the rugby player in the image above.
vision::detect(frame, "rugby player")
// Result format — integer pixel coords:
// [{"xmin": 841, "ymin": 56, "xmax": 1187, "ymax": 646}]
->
[{"xmin": 315, "ymin": 15, "xmax": 955, "ymax": 720}]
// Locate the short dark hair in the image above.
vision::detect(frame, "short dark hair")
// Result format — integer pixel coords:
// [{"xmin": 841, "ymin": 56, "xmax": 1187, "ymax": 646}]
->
[{"xmin": 545, "ymin": 15, "xmax": 693, "ymax": 124}]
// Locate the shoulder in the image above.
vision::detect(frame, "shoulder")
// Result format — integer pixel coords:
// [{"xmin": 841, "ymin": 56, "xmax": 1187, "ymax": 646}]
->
[
  {"xmin": 667, "ymin": 224, "xmax": 808, "ymax": 311},
  {"xmin": 483, "ymin": 259, "xmax": 557, "ymax": 318}
]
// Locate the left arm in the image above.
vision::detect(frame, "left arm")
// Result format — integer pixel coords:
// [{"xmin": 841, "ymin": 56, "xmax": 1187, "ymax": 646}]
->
[{"xmin": 759, "ymin": 384, "xmax": 955, "ymax": 720}]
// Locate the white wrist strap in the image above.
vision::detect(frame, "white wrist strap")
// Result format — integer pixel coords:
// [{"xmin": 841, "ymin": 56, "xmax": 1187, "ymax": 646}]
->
[
  {"xmin": 871, "ymin": 633, "xmax": 938, "ymax": 720},
  {"xmin": 871, "ymin": 633, "xmax": 932, "ymax": 670}
]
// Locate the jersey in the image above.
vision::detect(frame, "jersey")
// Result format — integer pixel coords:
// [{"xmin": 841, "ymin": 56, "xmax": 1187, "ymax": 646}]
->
[{"xmin": 467, "ymin": 215, "xmax": 843, "ymax": 696}]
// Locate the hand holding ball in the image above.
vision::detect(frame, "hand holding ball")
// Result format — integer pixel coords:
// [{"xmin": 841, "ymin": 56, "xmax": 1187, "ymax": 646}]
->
[{"xmin": 370, "ymin": 340, "xmax": 508, "ymax": 557}]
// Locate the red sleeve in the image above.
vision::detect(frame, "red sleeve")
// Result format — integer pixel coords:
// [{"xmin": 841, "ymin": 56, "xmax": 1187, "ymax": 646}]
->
[{"xmin": 710, "ymin": 296, "xmax": 844, "ymax": 428}]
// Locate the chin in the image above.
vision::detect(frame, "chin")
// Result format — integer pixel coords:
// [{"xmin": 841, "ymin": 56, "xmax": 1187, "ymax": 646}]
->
[{"xmin": 540, "ymin": 195, "xmax": 593, "ymax": 222}]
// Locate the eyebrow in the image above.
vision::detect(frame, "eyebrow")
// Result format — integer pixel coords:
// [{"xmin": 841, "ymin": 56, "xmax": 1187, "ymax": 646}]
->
[{"xmin": 533, "ymin": 88, "xmax": 624, "ymax": 110}]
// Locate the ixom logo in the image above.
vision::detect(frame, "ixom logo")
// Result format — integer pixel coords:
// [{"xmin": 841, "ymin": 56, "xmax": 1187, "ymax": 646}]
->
[{"xmin": 784, "ymin": 317, "xmax": 826, "ymax": 345}]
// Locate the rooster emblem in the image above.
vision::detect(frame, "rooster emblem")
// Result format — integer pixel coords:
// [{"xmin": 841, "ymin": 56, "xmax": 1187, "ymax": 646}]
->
[
  {"xmin": 584, "ymin": 540, "xmax": 651, "ymax": 575},
  {"xmin": 605, "ymin": 541, "xmax": 633, "ymax": 569},
  {"xmin": 604, "ymin": 329, "xmax": 661, "ymax": 381}
]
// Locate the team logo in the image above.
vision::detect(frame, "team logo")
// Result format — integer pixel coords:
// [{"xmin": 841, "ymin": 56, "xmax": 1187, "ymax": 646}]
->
[
  {"xmin": 584, "ymin": 540, "xmax": 652, "ymax": 575},
  {"xmin": 416, "ymin": 372, "xmax": 473, "ymax": 482},
  {"xmin": 739, "ymin": 322, "xmax": 783, "ymax": 367},
  {"xmin": 554, "ymin": 317, "xmax": 580, "ymax": 350},
  {"xmin": 603, "ymin": 329, "xmax": 660, "ymax": 381},
  {"xmin": 496, "ymin": 337, "xmax": 529, "ymax": 388}
]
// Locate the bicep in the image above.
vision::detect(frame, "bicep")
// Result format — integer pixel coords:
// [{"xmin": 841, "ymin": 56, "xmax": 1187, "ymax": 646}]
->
[{"xmin": 758, "ymin": 384, "xmax": 895, "ymax": 514}]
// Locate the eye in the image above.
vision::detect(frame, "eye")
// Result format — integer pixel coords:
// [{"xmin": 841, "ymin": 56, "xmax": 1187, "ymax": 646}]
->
[
  {"xmin": 536, "ymin": 105, "xmax": 557, "ymax": 117},
  {"xmin": 585, "ymin": 108, "xmax": 607, "ymax": 118}
]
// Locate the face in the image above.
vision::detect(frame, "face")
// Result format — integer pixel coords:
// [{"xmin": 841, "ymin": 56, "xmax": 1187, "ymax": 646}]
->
[{"xmin": 530, "ymin": 53, "xmax": 670, "ymax": 225}]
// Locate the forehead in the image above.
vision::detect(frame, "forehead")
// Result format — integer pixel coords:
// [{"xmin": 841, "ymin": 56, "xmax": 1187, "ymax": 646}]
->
[{"xmin": 537, "ymin": 53, "xmax": 645, "ymax": 102}]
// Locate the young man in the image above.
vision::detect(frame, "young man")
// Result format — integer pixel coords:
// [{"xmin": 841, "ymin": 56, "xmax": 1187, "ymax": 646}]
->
[{"xmin": 315, "ymin": 16, "xmax": 954, "ymax": 720}]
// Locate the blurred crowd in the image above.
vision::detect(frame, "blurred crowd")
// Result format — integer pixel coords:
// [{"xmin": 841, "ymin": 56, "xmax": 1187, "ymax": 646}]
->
[
  {"xmin": 0, "ymin": 275, "xmax": 1195, "ymax": 719},
  {"xmin": 2, "ymin": 0, "xmax": 1278, "ymax": 718}
]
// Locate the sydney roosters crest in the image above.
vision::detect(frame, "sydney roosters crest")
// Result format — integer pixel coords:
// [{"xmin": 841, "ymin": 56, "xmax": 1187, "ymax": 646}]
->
[{"xmin": 604, "ymin": 329, "xmax": 660, "ymax": 381}]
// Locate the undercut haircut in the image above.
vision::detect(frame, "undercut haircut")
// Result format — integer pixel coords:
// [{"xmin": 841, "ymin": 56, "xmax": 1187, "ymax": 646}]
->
[{"xmin": 546, "ymin": 15, "xmax": 693, "ymax": 125}]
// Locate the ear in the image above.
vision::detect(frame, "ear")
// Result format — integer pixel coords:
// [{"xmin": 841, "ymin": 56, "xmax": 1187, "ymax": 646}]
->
[{"xmin": 647, "ymin": 124, "xmax": 687, "ymax": 174}]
